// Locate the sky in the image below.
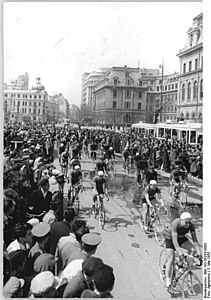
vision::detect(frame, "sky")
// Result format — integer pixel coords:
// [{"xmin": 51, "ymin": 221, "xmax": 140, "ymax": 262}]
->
[{"xmin": 3, "ymin": 2, "xmax": 203, "ymax": 106}]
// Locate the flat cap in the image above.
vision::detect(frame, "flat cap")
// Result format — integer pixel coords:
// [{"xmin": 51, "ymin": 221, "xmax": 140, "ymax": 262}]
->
[
  {"xmin": 27, "ymin": 218, "xmax": 40, "ymax": 227},
  {"xmin": 3, "ymin": 276, "xmax": 25, "ymax": 298},
  {"xmin": 30, "ymin": 271, "xmax": 58, "ymax": 296},
  {"xmin": 34, "ymin": 253, "xmax": 56, "ymax": 273},
  {"xmin": 31, "ymin": 222, "xmax": 50, "ymax": 237},
  {"xmin": 81, "ymin": 233, "xmax": 101, "ymax": 246}
]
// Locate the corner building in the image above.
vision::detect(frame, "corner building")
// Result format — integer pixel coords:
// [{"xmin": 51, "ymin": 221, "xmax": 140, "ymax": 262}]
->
[{"xmin": 177, "ymin": 13, "xmax": 203, "ymax": 123}]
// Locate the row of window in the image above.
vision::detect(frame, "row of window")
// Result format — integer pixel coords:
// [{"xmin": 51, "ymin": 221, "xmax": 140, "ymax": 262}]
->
[
  {"xmin": 113, "ymin": 90, "xmax": 143, "ymax": 99},
  {"xmin": 157, "ymin": 83, "xmax": 178, "ymax": 92},
  {"xmin": 181, "ymin": 79, "xmax": 203, "ymax": 101},
  {"xmin": 113, "ymin": 78, "xmax": 154, "ymax": 87},
  {"xmin": 4, "ymin": 93, "xmax": 46, "ymax": 100},
  {"xmin": 12, "ymin": 108, "xmax": 46, "ymax": 114},
  {"xmin": 112, "ymin": 101, "xmax": 142, "ymax": 110},
  {"xmin": 10, "ymin": 101, "xmax": 46, "ymax": 107},
  {"xmin": 183, "ymin": 56, "xmax": 203, "ymax": 74}
]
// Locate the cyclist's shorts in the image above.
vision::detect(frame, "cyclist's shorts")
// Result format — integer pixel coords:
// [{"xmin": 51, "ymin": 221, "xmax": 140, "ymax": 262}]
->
[
  {"xmin": 165, "ymin": 236, "xmax": 188, "ymax": 250},
  {"xmin": 142, "ymin": 196, "xmax": 156, "ymax": 204}
]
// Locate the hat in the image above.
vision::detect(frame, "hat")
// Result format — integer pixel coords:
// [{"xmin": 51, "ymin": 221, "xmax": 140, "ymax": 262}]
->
[
  {"xmin": 30, "ymin": 271, "xmax": 58, "ymax": 297},
  {"xmin": 74, "ymin": 165, "xmax": 80, "ymax": 170},
  {"xmin": 81, "ymin": 233, "xmax": 101, "ymax": 246},
  {"xmin": 31, "ymin": 222, "xmax": 50, "ymax": 237},
  {"xmin": 34, "ymin": 253, "xmax": 56, "ymax": 273},
  {"xmin": 82, "ymin": 257, "xmax": 104, "ymax": 276},
  {"xmin": 180, "ymin": 212, "xmax": 192, "ymax": 220},
  {"xmin": 27, "ymin": 218, "xmax": 40, "ymax": 227},
  {"xmin": 55, "ymin": 172, "xmax": 64, "ymax": 178},
  {"xmin": 150, "ymin": 180, "xmax": 157, "ymax": 185},
  {"xmin": 3, "ymin": 276, "xmax": 25, "ymax": 298}
]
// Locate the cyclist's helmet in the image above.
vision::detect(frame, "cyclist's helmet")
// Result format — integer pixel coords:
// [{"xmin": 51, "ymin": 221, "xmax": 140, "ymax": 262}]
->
[
  {"xmin": 135, "ymin": 152, "xmax": 139, "ymax": 156},
  {"xmin": 150, "ymin": 180, "xmax": 157, "ymax": 185},
  {"xmin": 109, "ymin": 147, "xmax": 113, "ymax": 150},
  {"xmin": 98, "ymin": 171, "xmax": 104, "ymax": 176},
  {"xmin": 180, "ymin": 212, "xmax": 192, "ymax": 220},
  {"xmin": 74, "ymin": 165, "xmax": 80, "ymax": 170}
]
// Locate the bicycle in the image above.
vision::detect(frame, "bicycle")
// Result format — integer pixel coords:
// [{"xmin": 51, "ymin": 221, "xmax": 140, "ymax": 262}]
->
[
  {"xmin": 68, "ymin": 184, "xmax": 82, "ymax": 215},
  {"xmin": 60, "ymin": 161, "xmax": 68, "ymax": 179},
  {"xmin": 139, "ymin": 204, "xmax": 168, "ymax": 246},
  {"xmin": 107, "ymin": 159, "xmax": 115, "ymax": 177},
  {"xmin": 123, "ymin": 157, "xmax": 130, "ymax": 174},
  {"xmin": 159, "ymin": 250, "xmax": 202, "ymax": 298},
  {"xmin": 92, "ymin": 193, "xmax": 109, "ymax": 229}
]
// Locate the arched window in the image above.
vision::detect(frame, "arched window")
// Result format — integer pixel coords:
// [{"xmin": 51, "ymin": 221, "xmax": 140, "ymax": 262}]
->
[
  {"xmin": 191, "ymin": 112, "xmax": 196, "ymax": 119},
  {"xmin": 200, "ymin": 79, "xmax": 203, "ymax": 98},
  {"xmin": 124, "ymin": 114, "xmax": 130, "ymax": 122},
  {"xmin": 113, "ymin": 77, "xmax": 118, "ymax": 85},
  {"xmin": 181, "ymin": 112, "xmax": 184, "ymax": 119},
  {"xmin": 182, "ymin": 84, "xmax": 185, "ymax": 101},
  {"xmin": 187, "ymin": 82, "xmax": 191, "ymax": 100},
  {"xmin": 186, "ymin": 112, "xmax": 190, "ymax": 119},
  {"xmin": 193, "ymin": 81, "xmax": 198, "ymax": 99}
]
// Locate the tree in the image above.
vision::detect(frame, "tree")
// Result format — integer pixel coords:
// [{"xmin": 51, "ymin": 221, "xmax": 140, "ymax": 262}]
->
[{"xmin": 154, "ymin": 98, "xmax": 174, "ymax": 124}]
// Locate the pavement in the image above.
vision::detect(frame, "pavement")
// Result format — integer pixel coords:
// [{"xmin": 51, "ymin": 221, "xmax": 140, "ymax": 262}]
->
[{"xmin": 53, "ymin": 149, "xmax": 203, "ymax": 299}]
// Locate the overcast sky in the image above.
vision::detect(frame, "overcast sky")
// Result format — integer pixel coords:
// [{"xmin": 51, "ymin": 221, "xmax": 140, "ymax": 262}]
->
[{"xmin": 4, "ymin": 2, "xmax": 203, "ymax": 106}]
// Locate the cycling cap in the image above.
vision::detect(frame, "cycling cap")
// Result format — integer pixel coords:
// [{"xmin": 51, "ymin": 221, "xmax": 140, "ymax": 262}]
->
[
  {"xmin": 180, "ymin": 212, "xmax": 192, "ymax": 220},
  {"xmin": 98, "ymin": 171, "xmax": 104, "ymax": 176},
  {"xmin": 74, "ymin": 165, "xmax": 80, "ymax": 170},
  {"xmin": 150, "ymin": 180, "xmax": 157, "ymax": 185},
  {"xmin": 109, "ymin": 147, "xmax": 113, "ymax": 150}
]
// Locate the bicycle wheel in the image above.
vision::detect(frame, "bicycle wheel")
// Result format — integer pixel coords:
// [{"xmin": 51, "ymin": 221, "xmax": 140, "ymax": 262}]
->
[
  {"xmin": 181, "ymin": 271, "xmax": 202, "ymax": 298},
  {"xmin": 158, "ymin": 250, "xmax": 169, "ymax": 285},
  {"xmin": 154, "ymin": 216, "xmax": 165, "ymax": 246},
  {"xmin": 180, "ymin": 191, "xmax": 188, "ymax": 208},
  {"xmin": 99, "ymin": 205, "xmax": 105, "ymax": 229},
  {"xmin": 73, "ymin": 195, "xmax": 80, "ymax": 215}
]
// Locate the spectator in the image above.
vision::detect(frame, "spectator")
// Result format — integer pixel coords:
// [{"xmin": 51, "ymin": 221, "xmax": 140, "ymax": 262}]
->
[{"xmin": 29, "ymin": 271, "xmax": 59, "ymax": 298}]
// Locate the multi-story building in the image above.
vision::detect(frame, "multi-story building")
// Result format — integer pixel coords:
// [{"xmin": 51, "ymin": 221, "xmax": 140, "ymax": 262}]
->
[
  {"xmin": 69, "ymin": 104, "xmax": 80, "ymax": 122},
  {"xmin": 93, "ymin": 66, "xmax": 159, "ymax": 129},
  {"xmin": 4, "ymin": 72, "xmax": 29, "ymax": 90},
  {"xmin": 4, "ymin": 77, "xmax": 60, "ymax": 123},
  {"xmin": 47, "ymin": 96, "xmax": 60, "ymax": 123},
  {"xmin": 155, "ymin": 72, "xmax": 179, "ymax": 123},
  {"xmin": 52, "ymin": 93, "xmax": 70, "ymax": 121},
  {"xmin": 177, "ymin": 12, "xmax": 203, "ymax": 123}
]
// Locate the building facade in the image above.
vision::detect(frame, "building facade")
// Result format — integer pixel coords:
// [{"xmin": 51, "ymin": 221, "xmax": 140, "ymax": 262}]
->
[
  {"xmin": 4, "ymin": 77, "xmax": 60, "ymax": 123},
  {"xmin": 177, "ymin": 12, "xmax": 203, "ymax": 123},
  {"xmin": 4, "ymin": 72, "xmax": 29, "ymax": 90},
  {"xmin": 52, "ymin": 93, "xmax": 70, "ymax": 121},
  {"xmin": 93, "ymin": 66, "xmax": 159, "ymax": 129}
]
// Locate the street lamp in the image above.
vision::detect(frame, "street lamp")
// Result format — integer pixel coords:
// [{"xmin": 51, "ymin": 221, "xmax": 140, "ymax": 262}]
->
[{"xmin": 155, "ymin": 59, "xmax": 164, "ymax": 124}]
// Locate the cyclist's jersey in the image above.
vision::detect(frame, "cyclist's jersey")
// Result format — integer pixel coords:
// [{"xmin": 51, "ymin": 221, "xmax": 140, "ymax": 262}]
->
[
  {"xmin": 122, "ymin": 150, "xmax": 130, "ymax": 159},
  {"xmin": 93, "ymin": 176, "xmax": 107, "ymax": 194},
  {"xmin": 105, "ymin": 149, "xmax": 115, "ymax": 160},
  {"xmin": 96, "ymin": 161, "xmax": 107, "ymax": 172},
  {"xmin": 59, "ymin": 145, "xmax": 65, "ymax": 155},
  {"xmin": 136, "ymin": 158, "xmax": 148, "ymax": 171},
  {"xmin": 142, "ymin": 185, "xmax": 161, "ymax": 200},
  {"xmin": 72, "ymin": 147, "xmax": 79, "ymax": 158},
  {"xmin": 70, "ymin": 170, "xmax": 82, "ymax": 185},
  {"xmin": 163, "ymin": 218, "xmax": 195, "ymax": 240},
  {"xmin": 61, "ymin": 152, "xmax": 69, "ymax": 163},
  {"xmin": 171, "ymin": 169, "xmax": 183, "ymax": 183},
  {"xmin": 71, "ymin": 159, "xmax": 81, "ymax": 169}
]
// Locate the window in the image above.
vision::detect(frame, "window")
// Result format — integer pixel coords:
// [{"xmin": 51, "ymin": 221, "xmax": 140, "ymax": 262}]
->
[
  {"xmin": 189, "ymin": 61, "xmax": 192, "ymax": 72},
  {"xmin": 22, "ymin": 101, "xmax": 24, "ymax": 105},
  {"xmin": 124, "ymin": 114, "xmax": 130, "ymax": 122},
  {"xmin": 18, "ymin": 94, "xmax": 20, "ymax": 98},
  {"xmin": 25, "ymin": 108, "xmax": 27, "ymax": 113},
  {"xmin": 113, "ymin": 90, "xmax": 117, "ymax": 98},
  {"xmin": 183, "ymin": 63, "xmax": 186, "ymax": 73},
  {"xmin": 39, "ymin": 102, "xmax": 41, "ymax": 106},
  {"xmin": 29, "ymin": 108, "xmax": 31, "ymax": 113},
  {"xmin": 175, "ymin": 83, "xmax": 178, "ymax": 89},
  {"xmin": 38, "ymin": 109, "xmax": 40, "ymax": 113},
  {"xmin": 172, "ymin": 84, "xmax": 174, "ymax": 89},
  {"xmin": 126, "ymin": 79, "xmax": 131, "ymax": 85},
  {"xmin": 39, "ymin": 95, "xmax": 41, "ymax": 99},
  {"xmin": 34, "ymin": 95, "xmax": 37, "ymax": 99},
  {"xmin": 113, "ymin": 101, "xmax": 117, "ymax": 109},
  {"xmin": 165, "ymin": 86, "xmax": 167, "ymax": 91},
  {"xmin": 193, "ymin": 81, "xmax": 198, "ymax": 98},
  {"xmin": 125, "ymin": 90, "xmax": 131, "ymax": 99},
  {"xmin": 156, "ymin": 87, "xmax": 160, "ymax": 92},
  {"xmin": 200, "ymin": 79, "xmax": 203, "ymax": 98},
  {"xmin": 201, "ymin": 56, "xmax": 203, "ymax": 68},
  {"xmin": 138, "ymin": 91, "xmax": 142, "ymax": 98},
  {"xmin": 5, "ymin": 94, "xmax": 7, "ymax": 97},
  {"xmin": 124, "ymin": 101, "xmax": 130, "ymax": 109},
  {"xmin": 22, "ymin": 108, "xmax": 24, "ymax": 113},
  {"xmin": 34, "ymin": 102, "xmax": 36, "ymax": 107},
  {"xmin": 138, "ymin": 80, "xmax": 142, "ymax": 86},
  {"xmin": 43, "ymin": 109, "xmax": 45, "ymax": 114},
  {"xmin": 168, "ymin": 85, "xmax": 170, "ymax": 90},
  {"xmin": 195, "ymin": 59, "xmax": 198, "ymax": 70},
  {"xmin": 33, "ymin": 108, "xmax": 36, "ymax": 114},
  {"xmin": 30, "ymin": 95, "xmax": 32, "ymax": 99},
  {"xmin": 182, "ymin": 84, "xmax": 185, "ymax": 101},
  {"xmin": 138, "ymin": 103, "xmax": 142, "ymax": 110},
  {"xmin": 43, "ymin": 103, "xmax": 45, "ymax": 107},
  {"xmin": 187, "ymin": 82, "xmax": 191, "ymax": 100},
  {"xmin": 17, "ymin": 101, "xmax": 20, "ymax": 106},
  {"xmin": 113, "ymin": 78, "xmax": 118, "ymax": 85}
]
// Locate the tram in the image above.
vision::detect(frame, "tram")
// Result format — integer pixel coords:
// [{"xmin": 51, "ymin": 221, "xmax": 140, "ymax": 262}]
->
[{"xmin": 132, "ymin": 121, "xmax": 203, "ymax": 145}]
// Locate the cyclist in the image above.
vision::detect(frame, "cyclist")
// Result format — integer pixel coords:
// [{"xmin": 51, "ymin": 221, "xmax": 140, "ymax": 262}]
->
[
  {"xmin": 136, "ymin": 153, "xmax": 149, "ymax": 187},
  {"xmin": 169, "ymin": 163, "xmax": 188, "ymax": 195},
  {"xmin": 68, "ymin": 165, "xmax": 82, "ymax": 206},
  {"xmin": 60, "ymin": 148, "xmax": 69, "ymax": 177},
  {"xmin": 144, "ymin": 165, "xmax": 158, "ymax": 186},
  {"xmin": 92, "ymin": 171, "xmax": 108, "ymax": 210},
  {"xmin": 90, "ymin": 140, "xmax": 98, "ymax": 162},
  {"xmin": 58, "ymin": 143, "xmax": 65, "ymax": 163},
  {"xmin": 70, "ymin": 156, "xmax": 81, "ymax": 170},
  {"xmin": 95, "ymin": 157, "xmax": 107, "ymax": 175},
  {"xmin": 162, "ymin": 212, "xmax": 202, "ymax": 288},
  {"xmin": 141, "ymin": 180, "xmax": 165, "ymax": 232}
]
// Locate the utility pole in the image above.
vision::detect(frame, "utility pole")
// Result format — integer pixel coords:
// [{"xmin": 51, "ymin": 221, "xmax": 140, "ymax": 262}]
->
[{"xmin": 155, "ymin": 59, "xmax": 164, "ymax": 124}]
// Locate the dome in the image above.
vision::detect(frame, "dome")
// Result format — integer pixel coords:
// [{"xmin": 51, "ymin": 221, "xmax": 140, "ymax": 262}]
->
[{"xmin": 32, "ymin": 77, "xmax": 45, "ymax": 91}]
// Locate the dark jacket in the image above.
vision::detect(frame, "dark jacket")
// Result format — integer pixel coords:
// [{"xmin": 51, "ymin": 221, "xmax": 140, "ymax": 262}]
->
[{"xmin": 26, "ymin": 189, "xmax": 52, "ymax": 215}]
